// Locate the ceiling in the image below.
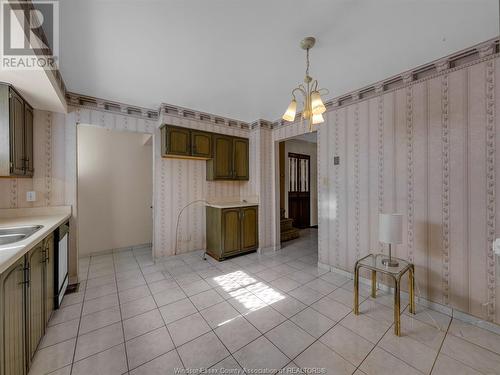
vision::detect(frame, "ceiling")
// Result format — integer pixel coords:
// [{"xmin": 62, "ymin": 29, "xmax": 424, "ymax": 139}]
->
[{"xmin": 59, "ymin": 0, "xmax": 498, "ymax": 122}]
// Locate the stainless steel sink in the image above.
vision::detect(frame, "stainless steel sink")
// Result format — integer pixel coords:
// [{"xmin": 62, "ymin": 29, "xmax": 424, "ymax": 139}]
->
[{"xmin": 0, "ymin": 225, "xmax": 43, "ymax": 246}]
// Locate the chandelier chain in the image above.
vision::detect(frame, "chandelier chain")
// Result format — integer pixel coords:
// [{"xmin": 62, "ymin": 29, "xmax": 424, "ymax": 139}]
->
[{"xmin": 306, "ymin": 48, "xmax": 310, "ymax": 77}]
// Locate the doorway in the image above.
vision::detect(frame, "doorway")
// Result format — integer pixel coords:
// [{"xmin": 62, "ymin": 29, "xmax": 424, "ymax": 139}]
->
[
  {"xmin": 77, "ymin": 126, "xmax": 153, "ymax": 257},
  {"xmin": 278, "ymin": 132, "xmax": 318, "ymax": 245}
]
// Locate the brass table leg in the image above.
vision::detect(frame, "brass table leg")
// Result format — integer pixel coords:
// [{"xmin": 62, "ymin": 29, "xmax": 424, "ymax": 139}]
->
[
  {"xmin": 371, "ymin": 270, "xmax": 377, "ymax": 298},
  {"xmin": 409, "ymin": 265, "xmax": 416, "ymax": 314},
  {"xmin": 354, "ymin": 265, "xmax": 360, "ymax": 315},
  {"xmin": 394, "ymin": 276, "xmax": 401, "ymax": 336}
]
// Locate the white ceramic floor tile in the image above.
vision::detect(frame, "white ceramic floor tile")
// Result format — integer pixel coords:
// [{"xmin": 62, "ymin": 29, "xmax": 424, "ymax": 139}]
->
[
  {"xmin": 120, "ymin": 295, "xmax": 157, "ymax": 320},
  {"xmin": 153, "ymin": 287, "xmax": 187, "ymax": 307},
  {"xmin": 72, "ymin": 344, "xmax": 128, "ymax": 375},
  {"xmin": 85, "ymin": 283, "xmax": 118, "ymax": 301},
  {"xmin": 167, "ymin": 312, "xmax": 211, "ymax": 347},
  {"xmin": 288, "ymin": 286, "xmax": 324, "ymax": 306},
  {"xmin": 79, "ymin": 306, "xmax": 121, "ymax": 335},
  {"xmin": 340, "ymin": 312, "xmax": 391, "ymax": 344},
  {"xmin": 159, "ymin": 298, "xmax": 198, "ymax": 324},
  {"xmin": 244, "ymin": 305, "xmax": 287, "ymax": 333},
  {"xmin": 48, "ymin": 303, "xmax": 82, "ymax": 326},
  {"xmin": 28, "ymin": 338, "xmax": 76, "ymax": 375},
  {"xmin": 359, "ymin": 347, "xmax": 421, "ymax": 375},
  {"xmin": 126, "ymin": 327, "xmax": 175, "ymax": 370},
  {"xmin": 311, "ymin": 296, "xmax": 352, "ymax": 322},
  {"xmin": 129, "ymin": 349, "xmax": 183, "ymax": 375},
  {"xmin": 265, "ymin": 320, "xmax": 315, "ymax": 359},
  {"xmin": 39, "ymin": 318, "xmax": 80, "ymax": 349},
  {"xmin": 74, "ymin": 322, "xmax": 124, "ymax": 361},
  {"xmin": 290, "ymin": 307, "xmax": 335, "ymax": 338},
  {"xmin": 200, "ymin": 301, "xmax": 241, "ymax": 329},
  {"xmin": 82, "ymin": 293, "xmax": 119, "ymax": 316},
  {"xmin": 270, "ymin": 296, "xmax": 307, "ymax": 318},
  {"xmin": 319, "ymin": 325, "xmax": 374, "ymax": 367},
  {"xmin": 215, "ymin": 315, "xmax": 261, "ymax": 353},
  {"xmin": 233, "ymin": 336, "xmax": 289, "ymax": 373},
  {"xmin": 190, "ymin": 289, "xmax": 224, "ymax": 310},
  {"xmin": 178, "ymin": 331, "xmax": 230, "ymax": 369},
  {"xmin": 448, "ymin": 318, "xmax": 500, "ymax": 355},
  {"xmin": 123, "ymin": 309, "xmax": 165, "ymax": 340},
  {"xmin": 119, "ymin": 285, "xmax": 151, "ymax": 304},
  {"xmin": 431, "ymin": 353, "xmax": 482, "ymax": 375},
  {"xmin": 294, "ymin": 341, "xmax": 356, "ymax": 375}
]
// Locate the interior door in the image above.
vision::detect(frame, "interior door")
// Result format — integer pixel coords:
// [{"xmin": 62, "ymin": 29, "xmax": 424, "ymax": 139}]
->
[
  {"xmin": 27, "ymin": 244, "xmax": 45, "ymax": 363},
  {"xmin": 166, "ymin": 126, "xmax": 191, "ymax": 156},
  {"xmin": 221, "ymin": 208, "xmax": 241, "ymax": 255},
  {"xmin": 213, "ymin": 135, "xmax": 233, "ymax": 179},
  {"xmin": 24, "ymin": 105, "xmax": 34, "ymax": 176},
  {"xmin": 9, "ymin": 89, "xmax": 25, "ymax": 175},
  {"xmin": 0, "ymin": 257, "xmax": 26, "ymax": 375},
  {"xmin": 288, "ymin": 152, "xmax": 310, "ymax": 228},
  {"xmin": 191, "ymin": 131, "xmax": 212, "ymax": 158},
  {"xmin": 233, "ymin": 138, "xmax": 249, "ymax": 180},
  {"xmin": 241, "ymin": 206, "xmax": 258, "ymax": 251}
]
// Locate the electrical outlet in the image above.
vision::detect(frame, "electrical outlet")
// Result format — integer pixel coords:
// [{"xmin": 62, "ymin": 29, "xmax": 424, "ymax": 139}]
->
[
  {"xmin": 334, "ymin": 156, "xmax": 340, "ymax": 165},
  {"xmin": 26, "ymin": 191, "xmax": 36, "ymax": 202}
]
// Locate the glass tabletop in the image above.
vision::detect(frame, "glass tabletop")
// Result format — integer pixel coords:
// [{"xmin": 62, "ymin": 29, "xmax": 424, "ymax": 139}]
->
[{"xmin": 356, "ymin": 253, "xmax": 411, "ymax": 276}]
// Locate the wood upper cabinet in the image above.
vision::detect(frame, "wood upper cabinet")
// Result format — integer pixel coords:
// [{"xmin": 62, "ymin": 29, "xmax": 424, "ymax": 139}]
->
[
  {"xmin": 0, "ymin": 257, "xmax": 26, "ymax": 375},
  {"xmin": 206, "ymin": 205, "xmax": 258, "ymax": 261},
  {"xmin": 24, "ymin": 105, "xmax": 34, "ymax": 177},
  {"xmin": 207, "ymin": 135, "xmax": 249, "ymax": 181},
  {"xmin": 27, "ymin": 243, "xmax": 45, "ymax": 363},
  {"xmin": 10, "ymin": 89, "xmax": 25, "ymax": 176},
  {"xmin": 0, "ymin": 84, "xmax": 35, "ymax": 177},
  {"xmin": 233, "ymin": 138, "xmax": 249, "ymax": 180},
  {"xmin": 191, "ymin": 130, "xmax": 212, "ymax": 158},
  {"xmin": 161, "ymin": 125, "xmax": 213, "ymax": 159}
]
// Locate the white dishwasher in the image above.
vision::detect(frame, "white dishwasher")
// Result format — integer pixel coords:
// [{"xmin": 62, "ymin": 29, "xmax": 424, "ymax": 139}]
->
[{"xmin": 55, "ymin": 221, "xmax": 69, "ymax": 308}]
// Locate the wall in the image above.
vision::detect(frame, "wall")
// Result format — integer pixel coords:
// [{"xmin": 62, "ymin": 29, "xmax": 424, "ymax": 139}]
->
[
  {"xmin": 283, "ymin": 139, "xmax": 318, "ymax": 226},
  {"xmin": 77, "ymin": 126, "xmax": 153, "ymax": 256},
  {"xmin": 273, "ymin": 52, "xmax": 500, "ymax": 324}
]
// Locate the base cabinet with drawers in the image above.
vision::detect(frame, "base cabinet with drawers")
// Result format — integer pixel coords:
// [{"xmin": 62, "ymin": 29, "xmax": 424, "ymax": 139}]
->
[
  {"xmin": 206, "ymin": 205, "xmax": 258, "ymax": 261},
  {"xmin": 0, "ymin": 235, "xmax": 55, "ymax": 375}
]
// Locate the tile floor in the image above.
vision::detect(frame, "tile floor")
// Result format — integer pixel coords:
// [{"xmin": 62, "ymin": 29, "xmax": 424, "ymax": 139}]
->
[{"xmin": 28, "ymin": 229, "xmax": 500, "ymax": 374}]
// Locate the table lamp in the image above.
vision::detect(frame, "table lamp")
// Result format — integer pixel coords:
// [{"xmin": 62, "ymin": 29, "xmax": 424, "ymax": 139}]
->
[{"xmin": 379, "ymin": 213, "xmax": 403, "ymax": 267}]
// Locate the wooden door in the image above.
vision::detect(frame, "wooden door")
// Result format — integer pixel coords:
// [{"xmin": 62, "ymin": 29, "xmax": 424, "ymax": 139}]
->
[
  {"xmin": 0, "ymin": 257, "xmax": 26, "ymax": 375},
  {"xmin": 165, "ymin": 126, "xmax": 191, "ymax": 156},
  {"xmin": 9, "ymin": 89, "xmax": 25, "ymax": 175},
  {"xmin": 233, "ymin": 138, "xmax": 249, "ymax": 180},
  {"xmin": 288, "ymin": 153, "xmax": 310, "ymax": 228},
  {"xmin": 221, "ymin": 208, "xmax": 241, "ymax": 255},
  {"xmin": 27, "ymin": 244, "xmax": 45, "ymax": 363},
  {"xmin": 241, "ymin": 206, "xmax": 258, "ymax": 251},
  {"xmin": 24, "ymin": 105, "xmax": 34, "ymax": 176},
  {"xmin": 191, "ymin": 131, "xmax": 212, "ymax": 158},
  {"xmin": 211, "ymin": 135, "xmax": 233, "ymax": 179},
  {"xmin": 44, "ymin": 234, "xmax": 55, "ymax": 325}
]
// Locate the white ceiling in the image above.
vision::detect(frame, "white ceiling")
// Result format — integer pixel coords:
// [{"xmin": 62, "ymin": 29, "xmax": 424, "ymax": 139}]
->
[{"xmin": 59, "ymin": 0, "xmax": 498, "ymax": 122}]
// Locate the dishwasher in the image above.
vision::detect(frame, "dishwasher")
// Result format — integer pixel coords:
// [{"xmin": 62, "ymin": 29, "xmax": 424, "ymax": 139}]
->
[{"xmin": 54, "ymin": 221, "xmax": 69, "ymax": 308}]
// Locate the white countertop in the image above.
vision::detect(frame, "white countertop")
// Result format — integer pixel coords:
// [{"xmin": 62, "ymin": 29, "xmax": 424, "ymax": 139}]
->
[
  {"xmin": 206, "ymin": 201, "xmax": 259, "ymax": 209},
  {"xmin": 0, "ymin": 206, "xmax": 71, "ymax": 274}
]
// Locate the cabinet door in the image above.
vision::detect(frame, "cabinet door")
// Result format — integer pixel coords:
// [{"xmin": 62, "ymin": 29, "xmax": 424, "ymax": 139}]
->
[
  {"xmin": 9, "ymin": 89, "xmax": 25, "ymax": 175},
  {"xmin": 221, "ymin": 209, "xmax": 241, "ymax": 255},
  {"xmin": 44, "ymin": 234, "xmax": 55, "ymax": 326},
  {"xmin": 240, "ymin": 206, "xmax": 258, "ymax": 251},
  {"xmin": 212, "ymin": 135, "xmax": 233, "ymax": 179},
  {"xmin": 0, "ymin": 257, "xmax": 26, "ymax": 375},
  {"xmin": 166, "ymin": 126, "xmax": 191, "ymax": 156},
  {"xmin": 233, "ymin": 138, "xmax": 249, "ymax": 180},
  {"xmin": 191, "ymin": 131, "xmax": 212, "ymax": 158},
  {"xmin": 24, "ymin": 105, "xmax": 34, "ymax": 176},
  {"xmin": 27, "ymin": 244, "xmax": 45, "ymax": 362}
]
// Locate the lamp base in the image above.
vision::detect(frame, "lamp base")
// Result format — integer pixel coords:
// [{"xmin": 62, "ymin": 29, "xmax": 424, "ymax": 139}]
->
[{"xmin": 381, "ymin": 258, "xmax": 399, "ymax": 267}]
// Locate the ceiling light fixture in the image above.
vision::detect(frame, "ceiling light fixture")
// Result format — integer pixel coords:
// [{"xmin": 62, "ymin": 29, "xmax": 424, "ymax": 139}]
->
[{"xmin": 282, "ymin": 37, "xmax": 328, "ymax": 131}]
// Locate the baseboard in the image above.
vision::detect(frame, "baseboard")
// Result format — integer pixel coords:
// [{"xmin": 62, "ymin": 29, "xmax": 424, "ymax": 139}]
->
[
  {"xmin": 258, "ymin": 244, "xmax": 281, "ymax": 254},
  {"xmin": 318, "ymin": 261, "xmax": 500, "ymax": 335}
]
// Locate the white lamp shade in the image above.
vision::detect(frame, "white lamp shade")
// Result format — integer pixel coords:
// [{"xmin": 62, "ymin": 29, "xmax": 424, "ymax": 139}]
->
[
  {"xmin": 379, "ymin": 213, "xmax": 403, "ymax": 244},
  {"xmin": 311, "ymin": 91, "xmax": 326, "ymax": 114},
  {"xmin": 312, "ymin": 113, "xmax": 324, "ymax": 125},
  {"xmin": 282, "ymin": 99, "xmax": 297, "ymax": 122}
]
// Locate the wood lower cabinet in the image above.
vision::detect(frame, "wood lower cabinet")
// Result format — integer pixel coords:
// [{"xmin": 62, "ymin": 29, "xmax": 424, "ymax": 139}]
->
[
  {"xmin": 0, "ymin": 232, "xmax": 57, "ymax": 375},
  {"xmin": 0, "ymin": 257, "xmax": 26, "ymax": 375},
  {"xmin": 206, "ymin": 205, "xmax": 258, "ymax": 261}
]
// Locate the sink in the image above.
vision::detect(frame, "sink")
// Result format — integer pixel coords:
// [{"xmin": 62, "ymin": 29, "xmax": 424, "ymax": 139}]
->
[{"xmin": 0, "ymin": 225, "xmax": 43, "ymax": 246}]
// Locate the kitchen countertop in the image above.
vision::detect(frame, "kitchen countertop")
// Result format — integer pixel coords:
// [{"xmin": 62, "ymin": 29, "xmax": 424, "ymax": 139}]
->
[
  {"xmin": 0, "ymin": 206, "xmax": 71, "ymax": 274},
  {"xmin": 205, "ymin": 201, "xmax": 258, "ymax": 209}
]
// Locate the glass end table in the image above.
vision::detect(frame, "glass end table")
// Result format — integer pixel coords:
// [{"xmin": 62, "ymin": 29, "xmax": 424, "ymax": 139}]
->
[{"xmin": 354, "ymin": 253, "xmax": 415, "ymax": 336}]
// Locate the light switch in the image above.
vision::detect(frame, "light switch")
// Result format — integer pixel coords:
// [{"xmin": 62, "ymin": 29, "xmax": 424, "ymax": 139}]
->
[{"xmin": 26, "ymin": 191, "xmax": 36, "ymax": 202}]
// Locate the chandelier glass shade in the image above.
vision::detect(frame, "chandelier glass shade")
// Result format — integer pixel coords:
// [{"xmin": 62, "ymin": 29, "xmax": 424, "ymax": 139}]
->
[{"xmin": 282, "ymin": 37, "xmax": 328, "ymax": 131}]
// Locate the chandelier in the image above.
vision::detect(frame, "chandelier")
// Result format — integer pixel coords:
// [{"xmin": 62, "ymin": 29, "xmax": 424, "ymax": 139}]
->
[{"xmin": 282, "ymin": 37, "xmax": 328, "ymax": 131}]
